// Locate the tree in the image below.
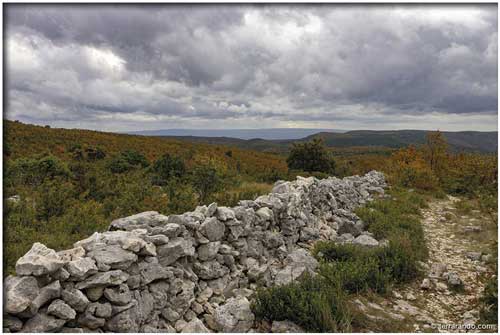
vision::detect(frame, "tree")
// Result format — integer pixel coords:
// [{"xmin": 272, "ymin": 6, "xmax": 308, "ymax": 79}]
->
[
  {"xmin": 191, "ymin": 164, "xmax": 223, "ymax": 203},
  {"xmin": 286, "ymin": 138, "xmax": 336, "ymax": 174},
  {"xmin": 423, "ymin": 131, "xmax": 448, "ymax": 177},
  {"xmin": 108, "ymin": 150, "xmax": 149, "ymax": 174},
  {"xmin": 121, "ymin": 150, "xmax": 149, "ymax": 168},
  {"xmin": 7, "ymin": 154, "xmax": 71, "ymax": 186},
  {"xmin": 150, "ymin": 153, "xmax": 186, "ymax": 186}
]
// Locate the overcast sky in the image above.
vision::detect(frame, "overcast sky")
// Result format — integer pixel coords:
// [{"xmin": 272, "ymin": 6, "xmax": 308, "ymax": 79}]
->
[{"xmin": 5, "ymin": 4, "xmax": 498, "ymax": 132}]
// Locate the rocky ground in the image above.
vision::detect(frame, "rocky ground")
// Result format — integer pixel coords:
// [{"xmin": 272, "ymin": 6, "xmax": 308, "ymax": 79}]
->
[{"xmin": 354, "ymin": 195, "xmax": 497, "ymax": 333}]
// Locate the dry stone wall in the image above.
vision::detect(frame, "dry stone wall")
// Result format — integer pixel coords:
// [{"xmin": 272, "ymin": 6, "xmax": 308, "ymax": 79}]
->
[{"xmin": 3, "ymin": 171, "xmax": 386, "ymax": 333}]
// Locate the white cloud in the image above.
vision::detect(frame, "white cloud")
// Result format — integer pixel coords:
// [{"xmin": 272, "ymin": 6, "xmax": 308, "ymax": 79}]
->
[{"xmin": 4, "ymin": 4, "xmax": 498, "ymax": 131}]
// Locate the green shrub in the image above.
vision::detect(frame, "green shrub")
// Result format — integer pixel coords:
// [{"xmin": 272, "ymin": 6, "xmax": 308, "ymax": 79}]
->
[
  {"xmin": 315, "ymin": 236, "xmax": 421, "ymax": 295},
  {"xmin": 108, "ymin": 150, "xmax": 149, "ymax": 174},
  {"xmin": 6, "ymin": 155, "xmax": 71, "ymax": 186},
  {"xmin": 287, "ymin": 138, "xmax": 336, "ymax": 174},
  {"xmin": 150, "ymin": 153, "xmax": 186, "ymax": 186},
  {"xmin": 480, "ymin": 276, "xmax": 498, "ymax": 325},
  {"xmin": 34, "ymin": 180, "xmax": 76, "ymax": 220},
  {"xmin": 108, "ymin": 156, "xmax": 134, "ymax": 173},
  {"xmin": 191, "ymin": 164, "xmax": 223, "ymax": 203},
  {"xmin": 121, "ymin": 150, "xmax": 149, "ymax": 167},
  {"xmin": 252, "ymin": 273, "xmax": 351, "ymax": 332}
]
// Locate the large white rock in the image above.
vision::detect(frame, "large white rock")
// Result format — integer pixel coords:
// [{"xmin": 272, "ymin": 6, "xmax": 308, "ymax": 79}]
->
[
  {"xmin": 4, "ymin": 275, "xmax": 39, "ymax": 314},
  {"xmin": 216, "ymin": 207, "xmax": 235, "ymax": 221},
  {"xmin": 353, "ymin": 234, "xmax": 379, "ymax": 247},
  {"xmin": 157, "ymin": 237, "xmax": 195, "ymax": 266},
  {"xmin": 213, "ymin": 297, "xmax": 255, "ymax": 332},
  {"xmin": 87, "ymin": 244, "xmax": 138, "ymax": 270},
  {"xmin": 66, "ymin": 257, "xmax": 98, "ymax": 280},
  {"xmin": 200, "ymin": 217, "xmax": 226, "ymax": 241},
  {"xmin": 16, "ymin": 243, "xmax": 65, "ymax": 276},
  {"xmin": 75, "ymin": 270, "xmax": 129, "ymax": 290},
  {"xmin": 48, "ymin": 299, "xmax": 77, "ymax": 320}
]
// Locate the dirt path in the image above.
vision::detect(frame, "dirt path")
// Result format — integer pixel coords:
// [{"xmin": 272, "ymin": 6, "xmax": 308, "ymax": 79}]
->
[{"xmin": 354, "ymin": 195, "xmax": 497, "ymax": 333}]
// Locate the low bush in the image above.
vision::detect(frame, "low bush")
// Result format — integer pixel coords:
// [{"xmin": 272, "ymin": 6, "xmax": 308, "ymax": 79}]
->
[
  {"xmin": 252, "ymin": 273, "xmax": 352, "ymax": 332},
  {"xmin": 150, "ymin": 153, "xmax": 186, "ymax": 186},
  {"xmin": 6, "ymin": 154, "xmax": 71, "ymax": 187},
  {"xmin": 479, "ymin": 275, "xmax": 498, "ymax": 325},
  {"xmin": 108, "ymin": 150, "xmax": 149, "ymax": 173}
]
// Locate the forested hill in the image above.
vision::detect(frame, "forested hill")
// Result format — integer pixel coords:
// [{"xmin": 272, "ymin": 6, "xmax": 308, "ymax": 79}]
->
[
  {"xmin": 306, "ymin": 130, "xmax": 498, "ymax": 153},
  {"xmin": 157, "ymin": 129, "xmax": 497, "ymax": 153},
  {"xmin": 3, "ymin": 120, "xmax": 287, "ymax": 176}
]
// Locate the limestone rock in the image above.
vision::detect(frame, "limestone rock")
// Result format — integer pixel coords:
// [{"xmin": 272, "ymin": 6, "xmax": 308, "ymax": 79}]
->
[
  {"xmin": 48, "ymin": 299, "xmax": 77, "ymax": 320},
  {"xmin": 62, "ymin": 288, "xmax": 90, "ymax": 312},
  {"xmin": 32, "ymin": 280, "xmax": 62, "ymax": 313},
  {"xmin": 77, "ymin": 311, "xmax": 106, "ymax": 330},
  {"xmin": 75, "ymin": 270, "xmax": 129, "ymax": 290},
  {"xmin": 274, "ymin": 248, "xmax": 319, "ymax": 286},
  {"xmin": 140, "ymin": 262, "xmax": 174, "ymax": 285},
  {"xmin": 256, "ymin": 207, "xmax": 273, "ymax": 221},
  {"xmin": 104, "ymin": 284, "xmax": 132, "ymax": 306},
  {"xmin": 216, "ymin": 207, "xmax": 235, "ymax": 221},
  {"xmin": 181, "ymin": 317, "xmax": 211, "ymax": 333},
  {"xmin": 213, "ymin": 297, "xmax": 255, "ymax": 332},
  {"xmin": 15, "ymin": 242, "xmax": 65, "ymax": 276},
  {"xmin": 353, "ymin": 234, "xmax": 379, "ymax": 247},
  {"xmin": 145, "ymin": 234, "xmax": 170, "ymax": 245},
  {"xmin": 446, "ymin": 271, "xmax": 463, "ymax": 287},
  {"xmin": 57, "ymin": 247, "xmax": 86, "ymax": 262},
  {"xmin": 465, "ymin": 252, "xmax": 482, "ymax": 261},
  {"xmin": 198, "ymin": 242, "xmax": 221, "ymax": 261},
  {"xmin": 271, "ymin": 320, "xmax": 304, "ymax": 333},
  {"xmin": 337, "ymin": 221, "xmax": 362, "ymax": 237},
  {"xmin": 86, "ymin": 286, "xmax": 105, "ymax": 301},
  {"xmin": 4, "ymin": 275, "xmax": 39, "ymax": 314},
  {"xmin": 87, "ymin": 302, "xmax": 113, "ymax": 319},
  {"xmin": 200, "ymin": 218, "xmax": 226, "ymax": 241},
  {"xmin": 429, "ymin": 263, "xmax": 447, "ymax": 279},
  {"xmin": 157, "ymin": 237, "xmax": 195, "ymax": 266},
  {"xmin": 21, "ymin": 313, "xmax": 66, "ymax": 333},
  {"xmin": 194, "ymin": 261, "xmax": 229, "ymax": 280},
  {"xmin": 87, "ymin": 244, "xmax": 137, "ymax": 270},
  {"xmin": 109, "ymin": 211, "xmax": 169, "ymax": 231},
  {"xmin": 420, "ymin": 278, "xmax": 432, "ymax": 290},
  {"xmin": 66, "ymin": 257, "xmax": 98, "ymax": 280}
]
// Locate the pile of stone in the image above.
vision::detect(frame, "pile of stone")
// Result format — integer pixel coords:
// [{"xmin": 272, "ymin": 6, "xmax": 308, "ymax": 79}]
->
[{"xmin": 3, "ymin": 171, "xmax": 386, "ymax": 333}]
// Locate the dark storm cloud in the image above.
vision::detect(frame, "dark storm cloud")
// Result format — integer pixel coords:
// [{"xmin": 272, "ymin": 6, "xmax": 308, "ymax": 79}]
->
[{"xmin": 5, "ymin": 4, "xmax": 498, "ymax": 131}]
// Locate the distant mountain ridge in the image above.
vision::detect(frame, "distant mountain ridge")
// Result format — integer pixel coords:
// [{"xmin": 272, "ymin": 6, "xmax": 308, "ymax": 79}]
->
[
  {"xmin": 127, "ymin": 128, "xmax": 345, "ymax": 140},
  {"xmin": 152, "ymin": 129, "xmax": 497, "ymax": 153}
]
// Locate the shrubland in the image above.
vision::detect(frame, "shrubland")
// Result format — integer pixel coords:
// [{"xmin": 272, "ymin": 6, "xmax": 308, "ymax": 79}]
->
[{"xmin": 4, "ymin": 122, "xmax": 497, "ymax": 324}]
